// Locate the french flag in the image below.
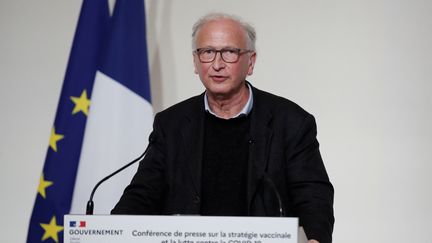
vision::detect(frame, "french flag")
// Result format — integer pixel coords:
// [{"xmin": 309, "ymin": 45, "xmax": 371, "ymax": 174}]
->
[
  {"xmin": 70, "ymin": 0, "xmax": 153, "ymax": 214},
  {"xmin": 27, "ymin": 1, "xmax": 152, "ymax": 241}
]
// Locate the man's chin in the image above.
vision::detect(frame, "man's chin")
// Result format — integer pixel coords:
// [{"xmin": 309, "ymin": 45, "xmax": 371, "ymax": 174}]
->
[
  {"xmin": 203, "ymin": 81, "xmax": 247, "ymax": 98},
  {"xmin": 204, "ymin": 82, "xmax": 228, "ymax": 93}
]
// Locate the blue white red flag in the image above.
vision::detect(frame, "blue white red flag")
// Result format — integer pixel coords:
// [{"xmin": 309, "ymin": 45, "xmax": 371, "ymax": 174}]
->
[{"xmin": 27, "ymin": 0, "xmax": 152, "ymax": 242}]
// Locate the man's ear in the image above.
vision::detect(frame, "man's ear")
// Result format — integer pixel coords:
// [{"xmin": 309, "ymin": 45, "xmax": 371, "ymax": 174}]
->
[
  {"xmin": 193, "ymin": 54, "xmax": 199, "ymax": 74},
  {"xmin": 247, "ymin": 52, "xmax": 257, "ymax": 76}
]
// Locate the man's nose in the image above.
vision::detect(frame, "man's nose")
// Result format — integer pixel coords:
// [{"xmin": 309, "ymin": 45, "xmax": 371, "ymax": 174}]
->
[{"xmin": 212, "ymin": 52, "xmax": 226, "ymax": 70}]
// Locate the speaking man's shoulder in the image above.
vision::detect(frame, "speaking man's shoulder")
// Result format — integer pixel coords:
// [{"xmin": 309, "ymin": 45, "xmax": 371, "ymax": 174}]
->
[
  {"xmin": 252, "ymin": 86, "xmax": 312, "ymax": 119},
  {"xmin": 154, "ymin": 93, "xmax": 204, "ymax": 121}
]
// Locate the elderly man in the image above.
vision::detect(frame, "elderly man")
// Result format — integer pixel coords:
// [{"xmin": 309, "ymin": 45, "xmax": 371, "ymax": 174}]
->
[{"xmin": 112, "ymin": 13, "xmax": 334, "ymax": 243}]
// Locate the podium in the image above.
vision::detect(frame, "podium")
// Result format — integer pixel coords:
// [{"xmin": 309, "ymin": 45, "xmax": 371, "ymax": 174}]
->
[{"xmin": 64, "ymin": 215, "xmax": 308, "ymax": 243}]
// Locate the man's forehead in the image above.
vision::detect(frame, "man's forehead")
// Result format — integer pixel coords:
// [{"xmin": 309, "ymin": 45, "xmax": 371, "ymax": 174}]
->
[{"xmin": 196, "ymin": 19, "xmax": 247, "ymax": 47}]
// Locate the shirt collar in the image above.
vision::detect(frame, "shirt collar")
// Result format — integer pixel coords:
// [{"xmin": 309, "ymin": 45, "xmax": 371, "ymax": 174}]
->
[{"xmin": 204, "ymin": 83, "xmax": 253, "ymax": 119}]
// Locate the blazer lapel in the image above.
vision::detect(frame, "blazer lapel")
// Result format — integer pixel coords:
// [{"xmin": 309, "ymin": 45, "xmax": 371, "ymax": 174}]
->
[
  {"xmin": 179, "ymin": 95, "xmax": 205, "ymax": 197},
  {"xmin": 247, "ymin": 88, "xmax": 274, "ymax": 214}
]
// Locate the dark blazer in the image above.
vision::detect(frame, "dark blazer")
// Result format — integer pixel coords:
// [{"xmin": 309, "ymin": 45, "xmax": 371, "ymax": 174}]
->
[{"xmin": 112, "ymin": 85, "xmax": 334, "ymax": 243}]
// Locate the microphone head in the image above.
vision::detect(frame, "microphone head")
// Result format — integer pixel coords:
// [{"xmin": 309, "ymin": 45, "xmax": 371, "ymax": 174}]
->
[{"xmin": 86, "ymin": 200, "xmax": 94, "ymax": 215}]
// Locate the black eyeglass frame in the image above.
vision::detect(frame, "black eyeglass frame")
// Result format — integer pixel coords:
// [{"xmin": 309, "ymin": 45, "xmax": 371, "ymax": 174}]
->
[{"xmin": 194, "ymin": 47, "xmax": 253, "ymax": 63}]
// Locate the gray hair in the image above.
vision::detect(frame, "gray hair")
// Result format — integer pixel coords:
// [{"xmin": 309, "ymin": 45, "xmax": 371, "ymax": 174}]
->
[{"xmin": 191, "ymin": 13, "xmax": 256, "ymax": 51}]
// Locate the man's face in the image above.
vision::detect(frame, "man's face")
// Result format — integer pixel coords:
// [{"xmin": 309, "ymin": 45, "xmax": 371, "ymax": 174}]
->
[{"xmin": 193, "ymin": 19, "xmax": 256, "ymax": 98}]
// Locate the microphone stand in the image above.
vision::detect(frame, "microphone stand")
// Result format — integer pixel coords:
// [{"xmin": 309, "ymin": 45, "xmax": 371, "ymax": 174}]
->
[{"xmin": 86, "ymin": 141, "xmax": 152, "ymax": 215}]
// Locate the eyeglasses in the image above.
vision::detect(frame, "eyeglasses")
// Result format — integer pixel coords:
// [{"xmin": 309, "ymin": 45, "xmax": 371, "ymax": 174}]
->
[{"xmin": 195, "ymin": 47, "xmax": 253, "ymax": 63}]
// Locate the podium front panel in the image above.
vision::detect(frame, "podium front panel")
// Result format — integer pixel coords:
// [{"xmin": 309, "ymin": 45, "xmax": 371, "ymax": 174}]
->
[{"xmin": 64, "ymin": 215, "xmax": 298, "ymax": 243}]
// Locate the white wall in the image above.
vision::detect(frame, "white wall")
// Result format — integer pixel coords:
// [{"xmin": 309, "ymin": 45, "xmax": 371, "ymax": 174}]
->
[{"xmin": 1, "ymin": 0, "xmax": 431, "ymax": 242}]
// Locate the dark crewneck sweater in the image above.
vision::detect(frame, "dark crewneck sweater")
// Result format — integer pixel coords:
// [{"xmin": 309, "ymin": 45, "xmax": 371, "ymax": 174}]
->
[{"xmin": 200, "ymin": 112, "xmax": 251, "ymax": 216}]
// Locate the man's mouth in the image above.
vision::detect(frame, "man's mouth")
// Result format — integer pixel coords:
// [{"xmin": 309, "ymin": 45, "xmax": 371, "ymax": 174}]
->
[{"xmin": 210, "ymin": 75, "xmax": 228, "ymax": 82}]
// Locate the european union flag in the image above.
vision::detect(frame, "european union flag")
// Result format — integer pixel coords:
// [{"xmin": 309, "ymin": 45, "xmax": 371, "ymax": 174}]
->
[{"xmin": 27, "ymin": 0, "xmax": 153, "ymax": 242}]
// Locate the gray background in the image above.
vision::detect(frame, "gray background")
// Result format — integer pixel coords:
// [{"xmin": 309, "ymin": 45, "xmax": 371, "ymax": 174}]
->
[{"xmin": 1, "ymin": 0, "xmax": 431, "ymax": 242}]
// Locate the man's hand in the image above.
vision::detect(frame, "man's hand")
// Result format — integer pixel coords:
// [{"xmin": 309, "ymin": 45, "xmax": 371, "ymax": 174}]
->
[{"xmin": 308, "ymin": 240, "xmax": 319, "ymax": 243}]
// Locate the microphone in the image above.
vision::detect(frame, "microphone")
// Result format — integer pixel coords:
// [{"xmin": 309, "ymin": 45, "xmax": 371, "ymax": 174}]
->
[
  {"xmin": 262, "ymin": 173, "xmax": 285, "ymax": 217},
  {"xmin": 249, "ymin": 173, "xmax": 285, "ymax": 217},
  {"xmin": 86, "ymin": 134, "xmax": 154, "ymax": 215}
]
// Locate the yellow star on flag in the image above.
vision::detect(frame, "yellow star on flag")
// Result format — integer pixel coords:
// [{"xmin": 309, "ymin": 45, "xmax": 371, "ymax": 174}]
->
[
  {"xmin": 38, "ymin": 173, "xmax": 53, "ymax": 199},
  {"xmin": 40, "ymin": 216, "xmax": 64, "ymax": 243},
  {"xmin": 70, "ymin": 89, "xmax": 90, "ymax": 115},
  {"xmin": 70, "ymin": 90, "xmax": 90, "ymax": 115},
  {"xmin": 49, "ymin": 127, "xmax": 64, "ymax": 152}
]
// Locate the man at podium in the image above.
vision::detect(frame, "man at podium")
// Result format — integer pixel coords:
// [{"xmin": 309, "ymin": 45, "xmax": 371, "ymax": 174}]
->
[{"xmin": 112, "ymin": 13, "xmax": 334, "ymax": 243}]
